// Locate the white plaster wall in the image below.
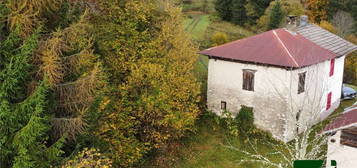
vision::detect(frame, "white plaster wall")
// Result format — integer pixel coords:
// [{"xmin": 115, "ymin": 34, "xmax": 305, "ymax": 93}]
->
[
  {"xmin": 207, "ymin": 56, "xmax": 345, "ymax": 142},
  {"xmin": 207, "ymin": 59, "xmax": 291, "ymax": 141},
  {"xmin": 284, "ymin": 56, "xmax": 345, "ymax": 141},
  {"xmin": 327, "ymin": 130, "xmax": 357, "ymax": 168}
]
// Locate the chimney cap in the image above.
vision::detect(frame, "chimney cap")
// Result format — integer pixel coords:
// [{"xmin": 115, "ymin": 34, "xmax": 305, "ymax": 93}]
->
[{"xmin": 300, "ymin": 15, "xmax": 308, "ymax": 27}]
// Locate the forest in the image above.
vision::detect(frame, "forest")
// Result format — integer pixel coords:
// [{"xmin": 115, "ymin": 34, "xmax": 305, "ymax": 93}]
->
[{"xmin": 0, "ymin": 0, "xmax": 356, "ymax": 168}]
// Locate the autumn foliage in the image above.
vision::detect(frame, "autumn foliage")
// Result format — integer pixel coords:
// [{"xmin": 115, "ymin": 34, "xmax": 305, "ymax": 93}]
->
[{"xmin": 0, "ymin": 0, "xmax": 201, "ymax": 167}]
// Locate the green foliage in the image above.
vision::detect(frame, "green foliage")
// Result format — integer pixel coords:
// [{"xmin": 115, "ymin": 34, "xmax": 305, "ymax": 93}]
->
[
  {"xmin": 236, "ymin": 106, "xmax": 254, "ymax": 134},
  {"xmin": 215, "ymin": 0, "xmax": 272, "ymax": 26},
  {"xmin": 231, "ymin": 0, "xmax": 247, "ymax": 25},
  {"xmin": 1, "ymin": 1, "xmax": 202, "ymax": 167},
  {"xmin": 211, "ymin": 32, "xmax": 229, "ymax": 46},
  {"xmin": 62, "ymin": 148, "xmax": 112, "ymax": 168},
  {"xmin": 91, "ymin": 1, "xmax": 201, "ymax": 167},
  {"xmin": 215, "ymin": 0, "xmax": 233, "ymax": 21},
  {"xmin": 245, "ymin": 0, "xmax": 273, "ymax": 25},
  {"xmin": 0, "ymin": 26, "xmax": 63, "ymax": 167},
  {"xmin": 267, "ymin": 0, "xmax": 284, "ymax": 30},
  {"xmin": 257, "ymin": 0, "xmax": 304, "ymax": 31}
]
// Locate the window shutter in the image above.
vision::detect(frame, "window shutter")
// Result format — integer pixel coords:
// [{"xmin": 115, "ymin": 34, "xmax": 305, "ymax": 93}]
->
[
  {"xmin": 242, "ymin": 70, "xmax": 255, "ymax": 91},
  {"xmin": 329, "ymin": 59, "xmax": 335, "ymax": 77},
  {"xmin": 326, "ymin": 92, "xmax": 332, "ymax": 110}
]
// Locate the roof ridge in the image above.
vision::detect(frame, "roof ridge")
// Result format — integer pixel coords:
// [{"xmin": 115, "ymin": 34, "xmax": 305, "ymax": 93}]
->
[{"xmin": 272, "ymin": 30, "xmax": 299, "ymax": 67}]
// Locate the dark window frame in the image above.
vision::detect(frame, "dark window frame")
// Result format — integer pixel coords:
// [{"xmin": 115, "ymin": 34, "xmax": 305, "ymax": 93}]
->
[
  {"xmin": 242, "ymin": 69, "xmax": 256, "ymax": 91},
  {"xmin": 298, "ymin": 72, "xmax": 306, "ymax": 94},
  {"xmin": 221, "ymin": 101, "xmax": 227, "ymax": 110}
]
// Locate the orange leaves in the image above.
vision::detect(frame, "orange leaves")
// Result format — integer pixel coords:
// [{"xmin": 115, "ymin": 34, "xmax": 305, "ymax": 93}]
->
[{"xmin": 305, "ymin": 0, "xmax": 329, "ymax": 23}]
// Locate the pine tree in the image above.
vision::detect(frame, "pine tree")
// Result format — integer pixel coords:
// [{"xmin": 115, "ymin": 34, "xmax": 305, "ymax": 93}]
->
[
  {"xmin": 232, "ymin": 0, "xmax": 247, "ymax": 25},
  {"xmin": 0, "ymin": 27, "xmax": 63, "ymax": 167},
  {"xmin": 215, "ymin": 0, "xmax": 233, "ymax": 21},
  {"xmin": 245, "ymin": 0, "xmax": 273, "ymax": 24},
  {"xmin": 267, "ymin": 0, "xmax": 284, "ymax": 30}
]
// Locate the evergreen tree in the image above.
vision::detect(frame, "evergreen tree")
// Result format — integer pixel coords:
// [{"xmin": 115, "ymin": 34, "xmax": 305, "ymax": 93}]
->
[
  {"xmin": 267, "ymin": 0, "xmax": 284, "ymax": 30},
  {"xmin": 232, "ymin": 0, "xmax": 247, "ymax": 25},
  {"xmin": 0, "ymin": 27, "xmax": 63, "ymax": 167},
  {"xmin": 215, "ymin": 0, "xmax": 233, "ymax": 21},
  {"xmin": 245, "ymin": 0, "xmax": 273, "ymax": 24}
]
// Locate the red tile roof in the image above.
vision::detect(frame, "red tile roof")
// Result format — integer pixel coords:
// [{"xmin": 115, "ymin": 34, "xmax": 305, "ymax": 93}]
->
[
  {"xmin": 323, "ymin": 109, "xmax": 357, "ymax": 133},
  {"xmin": 199, "ymin": 29, "xmax": 337, "ymax": 68}
]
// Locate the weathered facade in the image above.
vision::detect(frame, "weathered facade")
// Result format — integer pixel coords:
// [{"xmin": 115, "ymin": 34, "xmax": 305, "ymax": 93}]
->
[
  {"xmin": 207, "ymin": 56, "xmax": 345, "ymax": 141},
  {"xmin": 201, "ymin": 16, "xmax": 357, "ymax": 142}
]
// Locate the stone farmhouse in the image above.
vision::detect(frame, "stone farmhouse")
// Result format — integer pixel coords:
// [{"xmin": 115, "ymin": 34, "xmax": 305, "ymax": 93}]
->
[{"xmin": 199, "ymin": 16, "xmax": 357, "ymax": 142}]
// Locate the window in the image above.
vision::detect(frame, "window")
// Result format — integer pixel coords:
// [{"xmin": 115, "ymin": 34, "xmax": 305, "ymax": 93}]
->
[
  {"xmin": 329, "ymin": 59, "xmax": 335, "ymax": 77},
  {"xmin": 243, "ymin": 70, "xmax": 255, "ymax": 91},
  {"xmin": 298, "ymin": 72, "xmax": 306, "ymax": 94},
  {"xmin": 326, "ymin": 92, "xmax": 332, "ymax": 110},
  {"xmin": 221, "ymin": 101, "xmax": 227, "ymax": 110},
  {"xmin": 296, "ymin": 110, "xmax": 301, "ymax": 133}
]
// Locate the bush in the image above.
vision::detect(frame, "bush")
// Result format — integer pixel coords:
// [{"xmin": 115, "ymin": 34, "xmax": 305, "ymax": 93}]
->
[
  {"xmin": 62, "ymin": 148, "xmax": 112, "ymax": 168},
  {"xmin": 210, "ymin": 32, "xmax": 229, "ymax": 46},
  {"xmin": 236, "ymin": 106, "xmax": 254, "ymax": 134}
]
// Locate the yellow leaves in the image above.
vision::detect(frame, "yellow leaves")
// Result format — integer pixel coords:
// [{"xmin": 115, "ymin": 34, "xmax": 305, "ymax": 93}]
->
[
  {"xmin": 211, "ymin": 32, "xmax": 229, "ymax": 46},
  {"xmin": 62, "ymin": 148, "xmax": 112, "ymax": 168},
  {"xmin": 305, "ymin": 0, "xmax": 329, "ymax": 23},
  {"xmin": 6, "ymin": 0, "xmax": 62, "ymax": 37},
  {"xmin": 346, "ymin": 34, "xmax": 357, "ymax": 45},
  {"xmin": 319, "ymin": 21, "xmax": 338, "ymax": 34}
]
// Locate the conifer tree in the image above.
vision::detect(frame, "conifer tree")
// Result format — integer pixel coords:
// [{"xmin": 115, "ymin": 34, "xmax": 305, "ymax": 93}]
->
[
  {"xmin": 215, "ymin": 0, "xmax": 233, "ymax": 21},
  {"xmin": 267, "ymin": 0, "xmax": 284, "ymax": 30},
  {"xmin": 0, "ymin": 27, "xmax": 63, "ymax": 168},
  {"xmin": 232, "ymin": 0, "xmax": 247, "ymax": 25}
]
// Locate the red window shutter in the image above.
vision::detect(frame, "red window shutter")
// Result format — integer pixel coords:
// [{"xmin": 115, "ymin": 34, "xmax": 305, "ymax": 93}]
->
[
  {"xmin": 326, "ymin": 92, "xmax": 332, "ymax": 110},
  {"xmin": 329, "ymin": 59, "xmax": 335, "ymax": 76}
]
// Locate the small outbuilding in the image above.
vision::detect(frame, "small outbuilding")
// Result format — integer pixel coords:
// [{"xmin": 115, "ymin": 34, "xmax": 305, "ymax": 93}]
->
[{"xmin": 324, "ymin": 103, "xmax": 357, "ymax": 168}]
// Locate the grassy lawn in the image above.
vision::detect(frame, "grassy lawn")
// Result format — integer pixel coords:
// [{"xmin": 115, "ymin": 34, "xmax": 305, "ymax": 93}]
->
[
  {"xmin": 184, "ymin": 14, "xmax": 211, "ymax": 40},
  {"xmin": 144, "ymin": 114, "xmax": 281, "ymax": 168}
]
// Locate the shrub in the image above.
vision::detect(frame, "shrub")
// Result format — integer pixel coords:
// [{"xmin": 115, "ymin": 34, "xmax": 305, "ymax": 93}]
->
[
  {"xmin": 62, "ymin": 148, "xmax": 112, "ymax": 168},
  {"xmin": 210, "ymin": 32, "xmax": 229, "ymax": 46}
]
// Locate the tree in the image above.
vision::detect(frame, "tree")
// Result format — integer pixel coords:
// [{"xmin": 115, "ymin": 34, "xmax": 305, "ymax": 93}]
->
[
  {"xmin": 0, "ymin": 27, "xmax": 63, "ymax": 167},
  {"xmin": 215, "ymin": 0, "xmax": 233, "ymax": 21},
  {"xmin": 319, "ymin": 20, "xmax": 338, "ymax": 34},
  {"xmin": 305, "ymin": 0, "xmax": 329, "ymax": 23},
  {"xmin": 344, "ymin": 35, "xmax": 357, "ymax": 85},
  {"xmin": 332, "ymin": 11, "xmax": 354, "ymax": 36},
  {"xmin": 92, "ymin": 1, "xmax": 201, "ymax": 167},
  {"xmin": 257, "ymin": 1, "xmax": 304, "ymax": 31},
  {"xmin": 245, "ymin": 0, "xmax": 273, "ymax": 25},
  {"xmin": 232, "ymin": 0, "xmax": 247, "ymax": 25},
  {"xmin": 267, "ymin": 0, "xmax": 284, "ymax": 30}
]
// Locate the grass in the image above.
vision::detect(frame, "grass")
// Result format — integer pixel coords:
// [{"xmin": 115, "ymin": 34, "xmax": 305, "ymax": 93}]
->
[
  {"xmin": 143, "ymin": 113, "xmax": 281, "ymax": 168},
  {"xmin": 184, "ymin": 14, "xmax": 211, "ymax": 40}
]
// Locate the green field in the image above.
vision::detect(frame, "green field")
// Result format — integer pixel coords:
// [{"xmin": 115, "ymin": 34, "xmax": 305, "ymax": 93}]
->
[{"xmin": 184, "ymin": 14, "xmax": 211, "ymax": 40}]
